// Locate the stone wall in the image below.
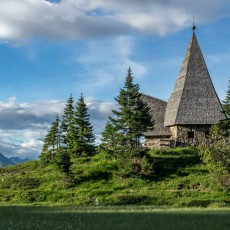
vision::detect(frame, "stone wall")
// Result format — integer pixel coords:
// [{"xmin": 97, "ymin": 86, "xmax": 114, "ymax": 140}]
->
[
  {"xmin": 169, "ymin": 125, "xmax": 211, "ymax": 146},
  {"xmin": 145, "ymin": 136, "xmax": 173, "ymax": 148},
  {"xmin": 145, "ymin": 125, "xmax": 211, "ymax": 148}
]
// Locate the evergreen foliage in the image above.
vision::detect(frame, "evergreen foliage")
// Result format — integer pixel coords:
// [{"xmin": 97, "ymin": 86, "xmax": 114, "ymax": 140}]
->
[
  {"xmin": 71, "ymin": 94, "xmax": 95, "ymax": 156},
  {"xmin": 199, "ymin": 146, "xmax": 230, "ymax": 187},
  {"xmin": 200, "ymin": 79, "xmax": 230, "ymax": 186},
  {"xmin": 219, "ymin": 79, "xmax": 230, "ymax": 138},
  {"xmin": 40, "ymin": 94, "xmax": 95, "ymax": 172},
  {"xmin": 60, "ymin": 94, "xmax": 74, "ymax": 146},
  {"xmin": 208, "ymin": 124, "xmax": 227, "ymax": 148},
  {"xmin": 40, "ymin": 114, "xmax": 61, "ymax": 163},
  {"xmin": 101, "ymin": 68, "xmax": 154, "ymax": 177},
  {"xmin": 222, "ymin": 80, "xmax": 230, "ymax": 118},
  {"xmin": 100, "ymin": 121, "xmax": 117, "ymax": 153},
  {"xmin": 53, "ymin": 147, "xmax": 72, "ymax": 174},
  {"xmin": 104, "ymin": 68, "xmax": 154, "ymax": 153},
  {"xmin": 208, "ymin": 79, "xmax": 230, "ymax": 147}
]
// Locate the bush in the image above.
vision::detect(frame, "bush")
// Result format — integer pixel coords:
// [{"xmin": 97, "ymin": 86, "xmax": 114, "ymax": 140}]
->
[
  {"xmin": 53, "ymin": 149, "xmax": 72, "ymax": 174},
  {"xmin": 61, "ymin": 176, "xmax": 76, "ymax": 189},
  {"xmin": 115, "ymin": 195, "xmax": 149, "ymax": 205},
  {"xmin": 1, "ymin": 177, "xmax": 40, "ymax": 190},
  {"xmin": 116, "ymin": 151, "xmax": 154, "ymax": 178},
  {"xmin": 14, "ymin": 191, "xmax": 47, "ymax": 203},
  {"xmin": 199, "ymin": 146, "xmax": 230, "ymax": 188}
]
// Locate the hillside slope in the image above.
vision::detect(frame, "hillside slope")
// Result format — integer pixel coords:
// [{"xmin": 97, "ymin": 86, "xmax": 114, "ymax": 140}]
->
[{"xmin": 0, "ymin": 148, "xmax": 229, "ymax": 207}]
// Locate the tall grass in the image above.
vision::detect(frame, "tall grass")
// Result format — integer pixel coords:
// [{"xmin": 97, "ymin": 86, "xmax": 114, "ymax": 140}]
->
[{"xmin": 1, "ymin": 206, "xmax": 230, "ymax": 230}]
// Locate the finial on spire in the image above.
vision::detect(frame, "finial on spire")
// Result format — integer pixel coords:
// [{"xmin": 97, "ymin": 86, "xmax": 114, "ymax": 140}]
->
[{"xmin": 192, "ymin": 17, "xmax": 196, "ymax": 32}]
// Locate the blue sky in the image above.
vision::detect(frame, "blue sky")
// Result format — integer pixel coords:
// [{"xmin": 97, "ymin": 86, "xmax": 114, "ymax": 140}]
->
[{"xmin": 0, "ymin": 0, "xmax": 230, "ymax": 159}]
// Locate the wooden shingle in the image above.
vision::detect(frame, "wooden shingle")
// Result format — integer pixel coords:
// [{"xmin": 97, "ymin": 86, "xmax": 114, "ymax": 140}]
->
[{"xmin": 164, "ymin": 32, "xmax": 225, "ymax": 127}]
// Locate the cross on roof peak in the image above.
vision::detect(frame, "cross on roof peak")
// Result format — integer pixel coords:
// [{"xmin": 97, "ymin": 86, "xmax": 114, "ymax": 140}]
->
[{"xmin": 192, "ymin": 17, "xmax": 196, "ymax": 32}]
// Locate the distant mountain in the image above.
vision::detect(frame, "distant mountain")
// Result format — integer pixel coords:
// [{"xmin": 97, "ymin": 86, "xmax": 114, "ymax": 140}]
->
[
  {"xmin": 0, "ymin": 153, "xmax": 15, "ymax": 167},
  {"xmin": 9, "ymin": 157, "xmax": 29, "ymax": 164}
]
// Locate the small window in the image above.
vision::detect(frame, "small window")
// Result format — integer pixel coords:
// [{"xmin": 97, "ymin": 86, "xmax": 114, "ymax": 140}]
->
[
  {"xmin": 187, "ymin": 131, "xmax": 194, "ymax": 139},
  {"xmin": 205, "ymin": 131, "xmax": 209, "ymax": 138}
]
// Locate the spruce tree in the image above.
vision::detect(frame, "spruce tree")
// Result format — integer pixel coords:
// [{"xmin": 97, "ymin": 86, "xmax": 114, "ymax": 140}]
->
[
  {"xmin": 100, "ymin": 121, "xmax": 118, "ymax": 153},
  {"xmin": 109, "ymin": 68, "xmax": 154, "ymax": 152},
  {"xmin": 40, "ymin": 114, "xmax": 61, "ymax": 163},
  {"xmin": 71, "ymin": 94, "xmax": 95, "ymax": 156},
  {"xmin": 220, "ymin": 79, "xmax": 230, "ymax": 138},
  {"xmin": 222, "ymin": 80, "xmax": 230, "ymax": 117},
  {"xmin": 54, "ymin": 149, "xmax": 72, "ymax": 174},
  {"xmin": 102, "ymin": 68, "xmax": 154, "ymax": 177},
  {"xmin": 60, "ymin": 94, "xmax": 74, "ymax": 146}
]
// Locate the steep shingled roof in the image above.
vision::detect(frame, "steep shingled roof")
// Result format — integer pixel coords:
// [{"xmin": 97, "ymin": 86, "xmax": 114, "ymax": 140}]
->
[
  {"xmin": 142, "ymin": 94, "xmax": 171, "ymax": 136},
  {"xmin": 164, "ymin": 31, "xmax": 225, "ymax": 126}
]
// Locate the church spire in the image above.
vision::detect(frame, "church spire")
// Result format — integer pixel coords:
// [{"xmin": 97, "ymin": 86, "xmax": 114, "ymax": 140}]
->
[
  {"xmin": 192, "ymin": 17, "xmax": 196, "ymax": 32},
  {"xmin": 164, "ymin": 28, "xmax": 225, "ymax": 127},
  {"xmin": 192, "ymin": 22, "xmax": 196, "ymax": 32}
]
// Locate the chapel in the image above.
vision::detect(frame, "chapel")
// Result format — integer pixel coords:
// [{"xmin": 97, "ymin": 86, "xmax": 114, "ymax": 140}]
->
[{"xmin": 143, "ymin": 26, "xmax": 226, "ymax": 148}]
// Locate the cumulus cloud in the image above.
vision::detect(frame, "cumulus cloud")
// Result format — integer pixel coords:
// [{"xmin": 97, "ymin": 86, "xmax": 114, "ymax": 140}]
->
[
  {"xmin": 0, "ymin": 0, "xmax": 229, "ymax": 41},
  {"xmin": 0, "ymin": 96, "xmax": 116, "ymax": 159},
  {"xmin": 0, "ymin": 97, "xmax": 65, "ymax": 130},
  {"xmin": 85, "ymin": 97, "xmax": 116, "ymax": 133}
]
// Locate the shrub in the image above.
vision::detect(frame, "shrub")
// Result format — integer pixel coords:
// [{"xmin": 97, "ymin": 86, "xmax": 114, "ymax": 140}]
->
[
  {"xmin": 115, "ymin": 195, "xmax": 149, "ymax": 205},
  {"xmin": 15, "ymin": 191, "xmax": 46, "ymax": 203},
  {"xmin": 1, "ymin": 177, "xmax": 40, "ymax": 190},
  {"xmin": 199, "ymin": 146, "xmax": 230, "ymax": 188}
]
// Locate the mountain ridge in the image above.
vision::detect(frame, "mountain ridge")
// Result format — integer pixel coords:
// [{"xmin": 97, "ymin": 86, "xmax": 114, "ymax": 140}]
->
[
  {"xmin": 0, "ymin": 153, "xmax": 29, "ymax": 168},
  {"xmin": 0, "ymin": 153, "xmax": 14, "ymax": 167},
  {"xmin": 9, "ymin": 156, "xmax": 29, "ymax": 165}
]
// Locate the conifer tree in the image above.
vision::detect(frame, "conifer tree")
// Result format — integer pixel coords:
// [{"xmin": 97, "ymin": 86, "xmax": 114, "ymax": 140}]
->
[
  {"xmin": 60, "ymin": 94, "xmax": 74, "ymax": 146},
  {"xmin": 101, "ymin": 68, "xmax": 154, "ymax": 177},
  {"xmin": 222, "ymin": 80, "xmax": 230, "ymax": 117},
  {"xmin": 54, "ymin": 149, "xmax": 72, "ymax": 174},
  {"xmin": 71, "ymin": 94, "xmax": 95, "ymax": 156},
  {"xmin": 40, "ymin": 114, "xmax": 61, "ymax": 163},
  {"xmin": 220, "ymin": 79, "xmax": 230, "ymax": 137},
  {"xmin": 108, "ymin": 68, "xmax": 154, "ymax": 152},
  {"xmin": 100, "ymin": 121, "xmax": 118, "ymax": 153}
]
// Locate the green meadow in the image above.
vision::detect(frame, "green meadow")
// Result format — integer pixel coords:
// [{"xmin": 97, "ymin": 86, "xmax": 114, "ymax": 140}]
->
[
  {"xmin": 1, "ymin": 206, "xmax": 230, "ymax": 230},
  {"xmin": 1, "ymin": 148, "xmax": 230, "ymax": 229},
  {"xmin": 0, "ymin": 148, "xmax": 229, "ymax": 207}
]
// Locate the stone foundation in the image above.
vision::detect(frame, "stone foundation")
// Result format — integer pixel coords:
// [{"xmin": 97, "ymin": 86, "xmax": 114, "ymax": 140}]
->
[
  {"xmin": 169, "ymin": 125, "xmax": 211, "ymax": 146},
  {"xmin": 145, "ymin": 125, "xmax": 211, "ymax": 148},
  {"xmin": 145, "ymin": 136, "xmax": 172, "ymax": 148}
]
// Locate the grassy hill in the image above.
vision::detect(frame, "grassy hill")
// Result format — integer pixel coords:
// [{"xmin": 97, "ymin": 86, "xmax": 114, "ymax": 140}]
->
[{"xmin": 0, "ymin": 147, "xmax": 229, "ymax": 207}]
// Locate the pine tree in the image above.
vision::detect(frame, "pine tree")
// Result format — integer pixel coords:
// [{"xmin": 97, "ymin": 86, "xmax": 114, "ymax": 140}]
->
[
  {"xmin": 109, "ymin": 68, "xmax": 154, "ymax": 152},
  {"xmin": 53, "ymin": 148, "xmax": 72, "ymax": 174},
  {"xmin": 101, "ymin": 68, "xmax": 154, "ymax": 177},
  {"xmin": 220, "ymin": 79, "xmax": 230, "ymax": 138},
  {"xmin": 208, "ymin": 79, "xmax": 230, "ymax": 147},
  {"xmin": 60, "ymin": 94, "xmax": 74, "ymax": 146},
  {"xmin": 222, "ymin": 80, "xmax": 230, "ymax": 118},
  {"xmin": 40, "ymin": 133, "xmax": 52, "ymax": 163},
  {"xmin": 40, "ymin": 114, "xmax": 61, "ymax": 163},
  {"xmin": 100, "ymin": 121, "xmax": 118, "ymax": 153},
  {"xmin": 71, "ymin": 94, "xmax": 95, "ymax": 156}
]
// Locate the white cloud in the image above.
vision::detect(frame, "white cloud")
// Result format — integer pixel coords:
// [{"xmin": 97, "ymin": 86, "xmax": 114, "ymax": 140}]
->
[
  {"xmin": 0, "ymin": 97, "xmax": 64, "ymax": 158},
  {"xmin": 0, "ymin": 96, "xmax": 116, "ymax": 159},
  {"xmin": 0, "ymin": 0, "xmax": 229, "ymax": 41}
]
